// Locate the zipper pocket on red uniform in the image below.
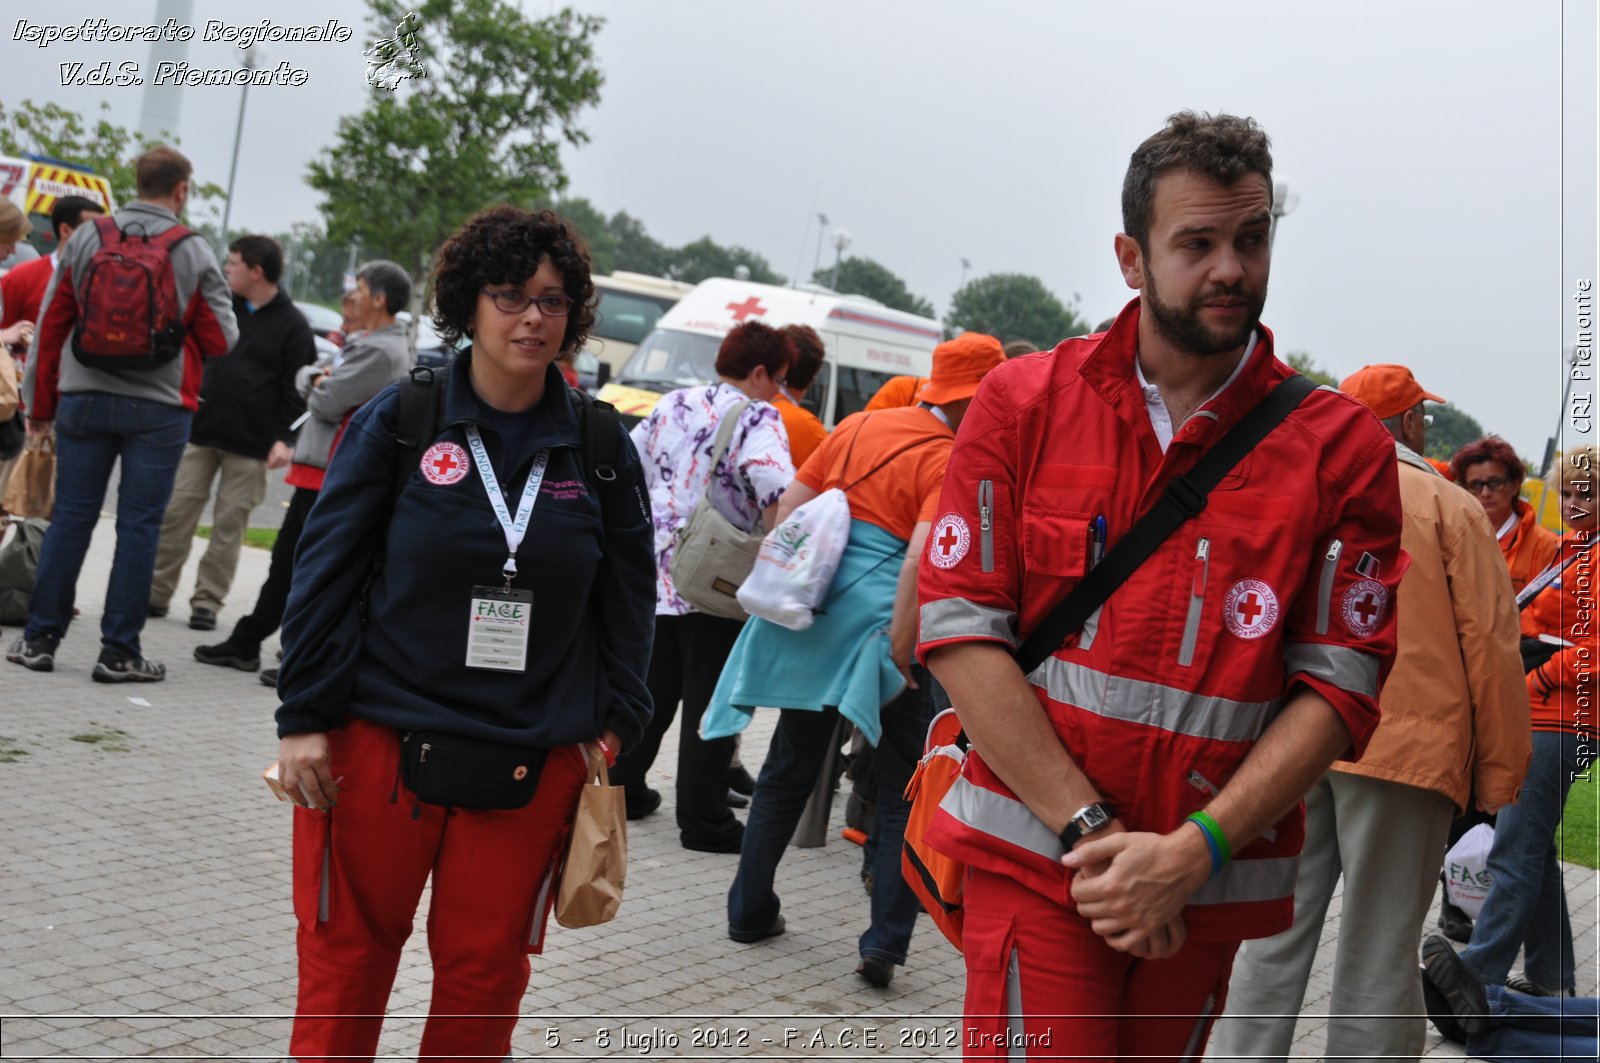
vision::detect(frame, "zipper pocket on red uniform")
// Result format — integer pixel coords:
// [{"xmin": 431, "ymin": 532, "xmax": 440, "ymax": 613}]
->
[
  {"xmin": 978, "ymin": 479, "xmax": 994, "ymax": 573},
  {"xmin": 1178, "ymin": 538, "xmax": 1209, "ymax": 667},
  {"xmin": 1316, "ymin": 539, "xmax": 1344, "ymax": 635}
]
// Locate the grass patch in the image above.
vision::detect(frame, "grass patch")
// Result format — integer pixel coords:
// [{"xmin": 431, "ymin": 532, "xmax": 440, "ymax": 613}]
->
[
  {"xmin": 70, "ymin": 725, "xmax": 131, "ymax": 753},
  {"xmin": 196, "ymin": 525, "xmax": 278, "ymax": 551},
  {"xmin": 1559, "ymin": 768, "xmax": 1597, "ymax": 870}
]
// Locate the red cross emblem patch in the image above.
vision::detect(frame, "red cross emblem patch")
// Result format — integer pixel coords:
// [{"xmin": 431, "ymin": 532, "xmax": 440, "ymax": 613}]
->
[
  {"xmin": 1341, "ymin": 578, "xmax": 1388, "ymax": 639},
  {"xmin": 420, "ymin": 442, "xmax": 470, "ymax": 485},
  {"xmin": 929, "ymin": 513, "xmax": 971, "ymax": 570},
  {"xmin": 1223, "ymin": 578, "xmax": 1281, "ymax": 641}
]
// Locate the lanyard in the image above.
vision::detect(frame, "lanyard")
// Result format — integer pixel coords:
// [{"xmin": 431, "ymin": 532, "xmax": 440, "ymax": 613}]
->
[
  {"xmin": 463, "ymin": 425, "xmax": 550, "ymax": 589},
  {"xmin": 1517, "ymin": 536, "xmax": 1594, "ymax": 610}
]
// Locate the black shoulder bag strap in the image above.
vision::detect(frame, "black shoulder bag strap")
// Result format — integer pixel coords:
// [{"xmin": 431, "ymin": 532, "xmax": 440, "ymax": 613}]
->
[
  {"xmin": 359, "ymin": 366, "xmax": 445, "ymax": 626},
  {"xmin": 568, "ymin": 386, "xmax": 623, "ymax": 518},
  {"xmin": 1013, "ymin": 373, "xmax": 1318, "ymax": 675}
]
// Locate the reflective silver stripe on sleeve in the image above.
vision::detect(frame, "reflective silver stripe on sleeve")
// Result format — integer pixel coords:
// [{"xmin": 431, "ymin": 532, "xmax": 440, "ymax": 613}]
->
[
  {"xmin": 940, "ymin": 775, "xmax": 1064, "ymax": 862},
  {"xmin": 1284, "ymin": 643, "xmax": 1380, "ymax": 698},
  {"xmin": 1189, "ymin": 856, "xmax": 1299, "ymax": 906},
  {"xmin": 920, "ymin": 598, "xmax": 1021, "ymax": 648},
  {"xmin": 1006, "ymin": 947, "xmax": 1026, "ymax": 1061},
  {"xmin": 1026, "ymin": 658, "xmax": 1281, "ymax": 744}
]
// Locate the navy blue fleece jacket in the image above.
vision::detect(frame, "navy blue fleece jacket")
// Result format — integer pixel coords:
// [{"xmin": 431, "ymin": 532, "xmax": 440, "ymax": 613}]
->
[{"xmin": 275, "ymin": 354, "xmax": 656, "ymax": 749}]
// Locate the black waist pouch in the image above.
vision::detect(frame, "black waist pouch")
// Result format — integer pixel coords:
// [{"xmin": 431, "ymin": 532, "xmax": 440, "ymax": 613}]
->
[
  {"xmin": 1520, "ymin": 635, "xmax": 1561, "ymax": 675},
  {"xmin": 399, "ymin": 730, "xmax": 548, "ymax": 810}
]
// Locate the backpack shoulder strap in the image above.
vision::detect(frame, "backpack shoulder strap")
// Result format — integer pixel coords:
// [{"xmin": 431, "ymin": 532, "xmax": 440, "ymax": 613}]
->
[
  {"xmin": 150, "ymin": 223, "xmax": 197, "ymax": 252},
  {"xmin": 569, "ymin": 386, "xmax": 624, "ymax": 514},
  {"xmin": 392, "ymin": 366, "xmax": 445, "ymax": 503},
  {"xmin": 1013, "ymin": 373, "xmax": 1317, "ymax": 675},
  {"xmin": 92, "ymin": 215, "xmax": 122, "ymax": 246}
]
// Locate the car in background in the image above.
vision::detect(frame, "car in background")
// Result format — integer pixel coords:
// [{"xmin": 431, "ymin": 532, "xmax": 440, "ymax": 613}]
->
[{"xmin": 294, "ymin": 300, "xmax": 344, "ymax": 340}]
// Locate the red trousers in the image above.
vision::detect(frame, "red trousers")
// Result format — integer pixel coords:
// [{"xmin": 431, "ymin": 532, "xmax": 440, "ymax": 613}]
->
[
  {"xmin": 962, "ymin": 867, "xmax": 1240, "ymax": 1062},
  {"xmin": 289, "ymin": 717, "xmax": 587, "ymax": 1063}
]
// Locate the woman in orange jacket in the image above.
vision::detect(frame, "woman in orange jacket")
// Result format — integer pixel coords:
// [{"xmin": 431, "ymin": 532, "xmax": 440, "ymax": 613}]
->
[
  {"xmin": 1452, "ymin": 436, "xmax": 1560, "ymax": 594},
  {"xmin": 1455, "ymin": 445, "xmax": 1595, "ymax": 997}
]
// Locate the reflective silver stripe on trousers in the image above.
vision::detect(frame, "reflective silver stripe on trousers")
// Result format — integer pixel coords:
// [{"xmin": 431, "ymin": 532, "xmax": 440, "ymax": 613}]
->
[
  {"xmin": 1026, "ymin": 657, "xmax": 1281, "ymax": 743},
  {"xmin": 920, "ymin": 597, "xmax": 1021, "ymax": 648},
  {"xmin": 943, "ymin": 775, "xmax": 1299, "ymax": 907},
  {"xmin": 1283, "ymin": 642, "xmax": 1379, "ymax": 698},
  {"xmin": 1006, "ymin": 946, "xmax": 1026, "ymax": 1061}
]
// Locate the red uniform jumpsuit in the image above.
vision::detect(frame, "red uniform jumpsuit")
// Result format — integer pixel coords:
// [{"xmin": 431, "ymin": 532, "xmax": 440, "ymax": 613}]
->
[{"xmin": 915, "ymin": 301, "xmax": 1405, "ymax": 1060}]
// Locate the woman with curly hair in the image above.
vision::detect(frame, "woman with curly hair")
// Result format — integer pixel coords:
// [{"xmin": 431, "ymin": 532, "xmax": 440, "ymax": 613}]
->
[{"xmin": 272, "ymin": 205, "xmax": 656, "ymax": 1061}]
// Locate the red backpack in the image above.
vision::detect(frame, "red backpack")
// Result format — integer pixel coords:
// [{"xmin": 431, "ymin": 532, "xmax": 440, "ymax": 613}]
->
[{"xmin": 72, "ymin": 216, "xmax": 196, "ymax": 371}]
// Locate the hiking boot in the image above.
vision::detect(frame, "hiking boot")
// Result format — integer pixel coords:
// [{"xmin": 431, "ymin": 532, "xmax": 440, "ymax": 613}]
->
[
  {"xmin": 147, "ymin": 603, "xmax": 169, "ymax": 618},
  {"xmin": 194, "ymin": 636, "xmax": 261, "ymax": 672},
  {"xmin": 188, "ymin": 607, "xmax": 217, "ymax": 631},
  {"xmin": 1438, "ymin": 899, "xmax": 1474, "ymax": 944},
  {"xmin": 92, "ymin": 648, "xmax": 166, "ymax": 683},
  {"xmin": 7, "ymin": 634, "xmax": 59, "ymax": 672},
  {"xmin": 1421, "ymin": 934, "xmax": 1489, "ymax": 1038},
  {"xmin": 259, "ymin": 668, "xmax": 278, "ymax": 688}
]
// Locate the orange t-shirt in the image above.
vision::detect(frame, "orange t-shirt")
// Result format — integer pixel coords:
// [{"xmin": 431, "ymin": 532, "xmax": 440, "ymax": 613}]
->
[
  {"xmin": 863, "ymin": 375, "xmax": 927, "ymax": 412},
  {"xmin": 795, "ymin": 406, "xmax": 952, "ymax": 541},
  {"xmin": 773, "ymin": 391, "xmax": 828, "ymax": 470}
]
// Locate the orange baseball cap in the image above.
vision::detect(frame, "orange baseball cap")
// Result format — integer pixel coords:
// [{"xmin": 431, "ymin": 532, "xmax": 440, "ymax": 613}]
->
[
  {"xmin": 917, "ymin": 332, "xmax": 1005, "ymax": 405},
  {"xmin": 1338, "ymin": 363, "xmax": 1446, "ymax": 420}
]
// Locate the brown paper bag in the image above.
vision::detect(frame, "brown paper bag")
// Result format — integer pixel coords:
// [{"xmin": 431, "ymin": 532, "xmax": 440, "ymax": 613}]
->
[
  {"xmin": 554, "ymin": 744, "xmax": 627, "ymax": 928},
  {"xmin": 2, "ymin": 430, "xmax": 55, "ymax": 519}
]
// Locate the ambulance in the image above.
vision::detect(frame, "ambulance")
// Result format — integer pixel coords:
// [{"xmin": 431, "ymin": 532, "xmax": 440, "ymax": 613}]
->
[
  {"xmin": 583, "ymin": 271, "xmax": 694, "ymax": 375},
  {"xmin": 0, "ymin": 153, "xmax": 116, "ymax": 253},
  {"xmin": 597, "ymin": 277, "xmax": 943, "ymax": 427}
]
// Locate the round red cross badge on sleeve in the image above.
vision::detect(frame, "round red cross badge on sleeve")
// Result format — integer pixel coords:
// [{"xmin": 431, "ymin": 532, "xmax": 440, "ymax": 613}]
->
[
  {"xmin": 1223, "ymin": 578, "xmax": 1281, "ymax": 640},
  {"xmin": 1341, "ymin": 578, "xmax": 1388, "ymax": 639},
  {"xmin": 929, "ymin": 513, "xmax": 971, "ymax": 570},
  {"xmin": 420, "ymin": 442, "xmax": 470, "ymax": 485}
]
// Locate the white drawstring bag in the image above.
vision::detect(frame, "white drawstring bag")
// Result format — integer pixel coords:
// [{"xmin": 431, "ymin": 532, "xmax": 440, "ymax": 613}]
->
[
  {"xmin": 736, "ymin": 487, "xmax": 852, "ymax": 630},
  {"xmin": 1443, "ymin": 823, "xmax": 1495, "ymax": 918}
]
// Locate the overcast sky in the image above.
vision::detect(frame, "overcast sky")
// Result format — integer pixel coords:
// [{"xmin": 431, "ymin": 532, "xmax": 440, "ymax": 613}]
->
[{"xmin": 2, "ymin": 0, "xmax": 1594, "ymax": 460}]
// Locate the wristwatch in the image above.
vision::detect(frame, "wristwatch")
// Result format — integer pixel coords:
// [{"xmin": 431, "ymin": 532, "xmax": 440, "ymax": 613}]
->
[{"xmin": 1058, "ymin": 801, "xmax": 1115, "ymax": 850}]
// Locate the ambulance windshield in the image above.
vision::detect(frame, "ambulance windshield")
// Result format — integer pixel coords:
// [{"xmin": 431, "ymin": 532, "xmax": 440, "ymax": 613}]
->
[{"xmin": 616, "ymin": 328, "xmax": 722, "ymax": 391}]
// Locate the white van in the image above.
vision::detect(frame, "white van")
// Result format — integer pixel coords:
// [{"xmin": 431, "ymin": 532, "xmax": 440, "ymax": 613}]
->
[
  {"xmin": 598, "ymin": 278, "xmax": 942, "ymax": 427},
  {"xmin": 584, "ymin": 272, "xmax": 694, "ymax": 374}
]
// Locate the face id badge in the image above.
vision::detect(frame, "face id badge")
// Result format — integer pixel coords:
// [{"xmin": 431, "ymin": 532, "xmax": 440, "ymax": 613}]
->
[{"xmin": 466, "ymin": 586, "xmax": 533, "ymax": 671}]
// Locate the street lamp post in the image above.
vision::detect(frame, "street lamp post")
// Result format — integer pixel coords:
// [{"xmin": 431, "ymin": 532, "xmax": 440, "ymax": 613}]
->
[
  {"xmin": 812, "ymin": 213, "xmax": 829, "ymax": 281},
  {"xmin": 830, "ymin": 229, "xmax": 852, "ymax": 291},
  {"xmin": 959, "ymin": 257, "xmax": 971, "ymax": 291},
  {"xmin": 1269, "ymin": 178, "xmax": 1300, "ymax": 249},
  {"xmin": 220, "ymin": 49, "xmax": 259, "ymax": 242}
]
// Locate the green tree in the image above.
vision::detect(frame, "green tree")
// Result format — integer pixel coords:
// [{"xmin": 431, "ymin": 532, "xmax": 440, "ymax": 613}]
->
[
  {"xmin": 669, "ymin": 237, "xmax": 783, "ymax": 285},
  {"xmin": 537, "ymin": 196, "xmax": 617, "ymax": 276},
  {"xmin": 0, "ymin": 99, "xmax": 225, "ymax": 220},
  {"xmin": 811, "ymin": 256, "xmax": 935, "ymax": 317},
  {"xmin": 1425, "ymin": 404, "xmax": 1487, "ymax": 464},
  {"xmin": 1282, "ymin": 349, "xmax": 1340, "ymax": 388},
  {"xmin": 946, "ymin": 273, "xmax": 1087, "ymax": 349},
  {"xmin": 607, "ymin": 211, "xmax": 674, "ymax": 277},
  {"xmin": 308, "ymin": 0, "xmax": 604, "ymax": 291}
]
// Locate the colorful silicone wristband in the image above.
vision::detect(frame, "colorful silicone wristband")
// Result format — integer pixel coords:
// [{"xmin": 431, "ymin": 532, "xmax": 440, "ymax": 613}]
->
[
  {"xmin": 1186, "ymin": 818, "xmax": 1223, "ymax": 877},
  {"xmin": 1186, "ymin": 810, "xmax": 1232, "ymax": 873}
]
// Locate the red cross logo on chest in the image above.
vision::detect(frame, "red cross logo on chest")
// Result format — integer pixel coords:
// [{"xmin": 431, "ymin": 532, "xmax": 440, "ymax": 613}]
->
[
  {"xmin": 727, "ymin": 297, "xmax": 767, "ymax": 322},
  {"xmin": 420, "ymin": 442, "xmax": 470, "ymax": 485},
  {"xmin": 1235, "ymin": 592, "xmax": 1264, "ymax": 626},
  {"xmin": 431, "ymin": 451, "xmax": 460, "ymax": 478}
]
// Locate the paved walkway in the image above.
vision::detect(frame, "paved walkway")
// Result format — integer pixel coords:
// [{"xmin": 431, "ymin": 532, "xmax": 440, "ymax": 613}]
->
[{"xmin": 0, "ymin": 515, "xmax": 1594, "ymax": 1060}]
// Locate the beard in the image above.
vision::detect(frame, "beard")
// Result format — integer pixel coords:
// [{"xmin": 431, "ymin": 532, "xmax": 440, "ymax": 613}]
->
[{"xmin": 1143, "ymin": 270, "xmax": 1266, "ymax": 358}]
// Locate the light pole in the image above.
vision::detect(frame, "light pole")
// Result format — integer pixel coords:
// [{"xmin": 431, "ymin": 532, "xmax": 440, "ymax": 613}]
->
[
  {"xmin": 812, "ymin": 213, "xmax": 829, "ymax": 282},
  {"xmin": 220, "ymin": 49, "xmax": 259, "ymax": 242},
  {"xmin": 958, "ymin": 257, "xmax": 971, "ymax": 291},
  {"xmin": 830, "ymin": 229, "xmax": 852, "ymax": 291},
  {"xmin": 1269, "ymin": 178, "xmax": 1300, "ymax": 249}
]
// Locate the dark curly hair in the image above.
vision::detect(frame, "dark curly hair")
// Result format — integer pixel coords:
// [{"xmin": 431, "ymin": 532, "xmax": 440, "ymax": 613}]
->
[
  {"xmin": 430, "ymin": 205, "xmax": 596, "ymax": 352},
  {"xmin": 1451, "ymin": 435, "xmax": 1525, "ymax": 487}
]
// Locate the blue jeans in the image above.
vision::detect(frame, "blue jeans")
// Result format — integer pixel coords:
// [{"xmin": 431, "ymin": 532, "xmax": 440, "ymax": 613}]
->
[
  {"xmin": 1468, "ymin": 984, "xmax": 1599, "ymax": 1062},
  {"xmin": 26, "ymin": 392, "xmax": 191, "ymax": 657},
  {"xmin": 1462, "ymin": 729, "xmax": 1586, "ymax": 992},
  {"xmin": 728, "ymin": 667, "xmax": 933, "ymax": 965}
]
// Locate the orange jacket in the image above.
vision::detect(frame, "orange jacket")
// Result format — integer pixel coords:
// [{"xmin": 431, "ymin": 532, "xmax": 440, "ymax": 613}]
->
[
  {"xmin": 1523, "ymin": 532, "xmax": 1597, "ymax": 734},
  {"xmin": 772, "ymin": 391, "xmax": 828, "ymax": 470},
  {"xmin": 1501, "ymin": 498, "xmax": 1561, "ymax": 595},
  {"xmin": 863, "ymin": 374, "xmax": 926, "ymax": 412},
  {"xmin": 1332, "ymin": 451, "xmax": 1530, "ymax": 812}
]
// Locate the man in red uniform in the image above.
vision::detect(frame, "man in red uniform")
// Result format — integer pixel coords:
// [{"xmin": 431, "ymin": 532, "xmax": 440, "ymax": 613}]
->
[{"xmin": 916, "ymin": 111, "xmax": 1406, "ymax": 1060}]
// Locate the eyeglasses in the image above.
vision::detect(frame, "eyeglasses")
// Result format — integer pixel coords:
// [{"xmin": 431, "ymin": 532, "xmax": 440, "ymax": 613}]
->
[
  {"xmin": 481, "ymin": 289, "xmax": 574, "ymax": 316},
  {"xmin": 1422, "ymin": 413, "xmax": 1434, "ymax": 427},
  {"xmin": 1465, "ymin": 477, "xmax": 1511, "ymax": 494}
]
